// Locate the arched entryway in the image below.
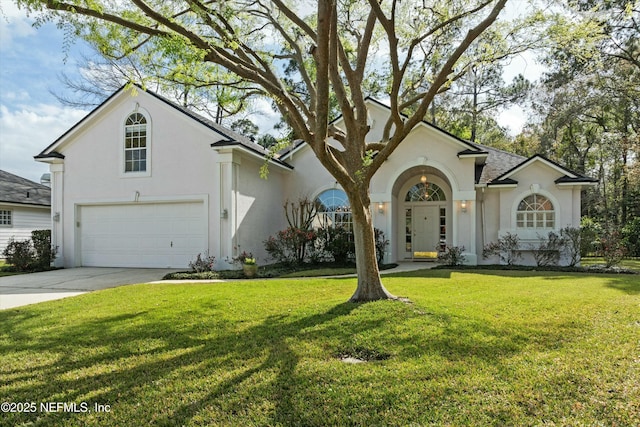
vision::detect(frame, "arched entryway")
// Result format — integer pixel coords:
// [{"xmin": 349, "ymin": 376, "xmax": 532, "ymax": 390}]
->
[{"xmin": 392, "ymin": 166, "xmax": 453, "ymax": 260}]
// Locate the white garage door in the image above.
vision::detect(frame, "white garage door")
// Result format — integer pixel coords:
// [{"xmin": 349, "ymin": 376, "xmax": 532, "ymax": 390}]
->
[{"xmin": 79, "ymin": 202, "xmax": 207, "ymax": 268}]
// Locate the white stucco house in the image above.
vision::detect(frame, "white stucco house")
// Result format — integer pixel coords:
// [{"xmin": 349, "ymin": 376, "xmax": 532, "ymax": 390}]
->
[
  {"xmin": 35, "ymin": 85, "xmax": 596, "ymax": 269},
  {"xmin": 0, "ymin": 170, "xmax": 51, "ymax": 257}
]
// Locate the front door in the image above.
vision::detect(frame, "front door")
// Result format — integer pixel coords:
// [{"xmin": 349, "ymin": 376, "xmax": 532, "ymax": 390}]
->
[{"xmin": 413, "ymin": 206, "xmax": 441, "ymax": 255}]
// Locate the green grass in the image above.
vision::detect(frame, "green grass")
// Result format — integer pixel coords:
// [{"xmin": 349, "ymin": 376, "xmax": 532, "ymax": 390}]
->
[
  {"xmin": 1, "ymin": 269, "xmax": 638, "ymax": 426},
  {"xmin": 0, "ymin": 260, "xmax": 19, "ymax": 277},
  {"xmin": 582, "ymin": 257, "xmax": 640, "ymax": 271},
  {"xmin": 279, "ymin": 267, "xmax": 356, "ymax": 277}
]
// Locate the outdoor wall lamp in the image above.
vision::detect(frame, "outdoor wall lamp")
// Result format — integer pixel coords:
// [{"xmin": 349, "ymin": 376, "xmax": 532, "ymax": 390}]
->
[
  {"xmin": 220, "ymin": 208, "xmax": 228, "ymax": 219},
  {"xmin": 378, "ymin": 202, "xmax": 384, "ymax": 214},
  {"xmin": 461, "ymin": 200, "xmax": 467, "ymax": 212},
  {"xmin": 53, "ymin": 212, "xmax": 60, "ymax": 222}
]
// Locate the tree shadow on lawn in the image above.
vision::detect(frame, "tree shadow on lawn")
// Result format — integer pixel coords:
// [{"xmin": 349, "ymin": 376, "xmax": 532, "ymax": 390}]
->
[
  {"xmin": 0, "ymin": 295, "xmax": 586, "ymax": 426},
  {"xmin": 601, "ymin": 275, "xmax": 640, "ymax": 294},
  {"xmin": 388, "ymin": 267, "xmax": 640, "ymax": 295}
]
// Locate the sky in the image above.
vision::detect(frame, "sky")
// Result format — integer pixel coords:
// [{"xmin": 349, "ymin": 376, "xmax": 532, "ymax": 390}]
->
[
  {"xmin": 0, "ymin": 1, "xmax": 91, "ymax": 183},
  {"xmin": 0, "ymin": 1, "xmax": 544, "ymax": 185}
]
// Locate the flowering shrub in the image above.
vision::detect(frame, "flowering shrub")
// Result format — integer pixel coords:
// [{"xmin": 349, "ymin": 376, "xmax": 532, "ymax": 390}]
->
[
  {"xmin": 600, "ymin": 230, "xmax": 626, "ymax": 268},
  {"xmin": 232, "ymin": 251, "xmax": 255, "ymax": 266},
  {"xmin": 264, "ymin": 227, "xmax": 317, "ymax": 265},
  {"xmin": 189, "ymin": 252, "xmax": 216, "ymax": 273}
]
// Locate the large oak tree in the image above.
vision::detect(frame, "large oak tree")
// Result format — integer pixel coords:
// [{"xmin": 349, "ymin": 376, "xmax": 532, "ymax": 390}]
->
[{"xmin": 18, "ymin": 0, "xmax": 513, "ymax": 301}]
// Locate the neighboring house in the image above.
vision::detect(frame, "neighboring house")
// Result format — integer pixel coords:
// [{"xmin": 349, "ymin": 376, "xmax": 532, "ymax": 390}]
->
[
  {"xmin": 0, "ymin": 170, "xmax": 51, "ymax": 257},
  {"xmin": 35, "ymin": 85, "xmax": 596, "ymax": 269}
]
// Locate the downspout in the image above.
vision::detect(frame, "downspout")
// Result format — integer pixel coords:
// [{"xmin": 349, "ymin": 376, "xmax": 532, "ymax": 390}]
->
[{"xmin": 481, "ymin": 187, "xmax": 486, "ymax": 251}]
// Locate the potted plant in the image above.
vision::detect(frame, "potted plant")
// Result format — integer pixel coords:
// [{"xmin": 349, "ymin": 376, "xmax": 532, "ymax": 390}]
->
[
  {"xmin": 242, "ymin": 257, "xmax": 258, "ymax": 278},
  {"xmin": 233, "ymin": 251, "xmax": 258, "ymax": 278}
]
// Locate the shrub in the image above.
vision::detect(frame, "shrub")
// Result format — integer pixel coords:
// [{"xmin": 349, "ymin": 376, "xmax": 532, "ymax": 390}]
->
[
  {"xmin": 621, "ymin": 217, "xmax": 640, "ymax": 257},
  {"xmin": 264, "ymin": 227, "xmax": 317, "ymax": 265},
  {"xmin": 438, "ymin": 245, "xmax": 466, "ymax": 266},
  {"xmin": 530, "ymin": 231, "xmax": 563, "ymax": 267},
  {"xmin": 31, "ymin": 229, "xmax": 57, "ymax": 269},
  {"xmin": 2, "ymin": 238, "xmax": 35, "ymax": 271},
  {"xmin": 600, "ymin": 230, "xmax": 626, "ymax": 268},
  {"xmin": 189, "ymin": 252, "xmax": 216, "ymax": 273},
  {"xmin": 314, "ymin": 226, "xmax": 354, "ymax": 265},
  {"xmin": 483, "ymin": 232, "xmax": 522, "ymax": 265},
  {"xmin": 560, "ymin": 226, "xmax": 581, "ymax": 266},
  {"xmin": 374, "ymin": 228, "xmax": 389, "ymax": 265}
]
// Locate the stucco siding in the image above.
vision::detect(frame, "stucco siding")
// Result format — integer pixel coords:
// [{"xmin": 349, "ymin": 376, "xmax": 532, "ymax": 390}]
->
[
  {"xmin": 371, "ymin": 129, "xmax": 476, "ymax": 196},
  {"xmin": 284, "ymin": 145, "xmax": 336, "ymax": 200},
  {"xmin": 53, "ymin": 90, "xmax": 224, "ymax": 267},
  {"xmin": 40, "ymin": 93, "xmax": 588, "ymax": 269},
  {"xmin": 479, "ymin": 161, "xmax": 584, "ymax": 265},
  {"xmin": 235, "ymin": 155, "xmax": 289, "ymax": 265},
  {"xmin": 478, "ymin": 189, "xmax": 502, "ymax": 264}
]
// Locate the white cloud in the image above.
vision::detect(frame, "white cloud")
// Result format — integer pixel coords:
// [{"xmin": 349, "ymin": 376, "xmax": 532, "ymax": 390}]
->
[
  {"xmin": 1, "ymin": 90, "xmax": 31, "ymax": 102},
  {"xmin": 0, "ymin": 103, "xmax": 88, "ymax": 182},
  {"xmin": 499, "ymin": 105, "xmax": 527, "ymax": 136},
  {"xmin": 502, "ymin": 51, "xmax": 545, "ymax": 83},
  {"xmin": 248, "ymin": 97, "xmax": 283, "ymax": 136}
]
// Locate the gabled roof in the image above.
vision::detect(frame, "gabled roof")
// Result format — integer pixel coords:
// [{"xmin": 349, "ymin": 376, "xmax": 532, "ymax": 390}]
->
[
  {"xmin": 277, "ymin": 98, "xmax": 597, "ymax": 187},
  {"xmin": 488, "ymin": 154, "xmax": 597, "ymax": 187},
  {"xmin": 361, "ymin": 97, "xmax": 486, "ymax": 154},
  {"xmin": 0, "ymin": 170, "xmax": 51, "ymax": 207},
  {"xmin": 279, "ymin": 98, "xmax": 489, "ymax": 161},
  {"xmin": 470, "ymin": 144, "xmax": 527, "ymax": 185},
  {"xmin": 35, "ymin": 84, "xmax": 292, "ymax": 169}
]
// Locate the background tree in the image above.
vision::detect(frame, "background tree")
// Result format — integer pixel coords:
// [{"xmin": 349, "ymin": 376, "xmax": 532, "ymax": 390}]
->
[
  {"xmin": 508, "ymin": 1, "xmax": 639, "ymax": 238},
  {"xmin": 230, "ymin": 118, "xmax": 259, "ymax": 139},
  {"xmin": 52, "ymin": 38, "xmax": 258, "ymax": 123},
  {"xmin": 17, "ymin": 0, "xmax": 536, "ymax": 301},
  {"xmin": 434, "ymin": 28, "xmax": 532, "ymax": 144}
]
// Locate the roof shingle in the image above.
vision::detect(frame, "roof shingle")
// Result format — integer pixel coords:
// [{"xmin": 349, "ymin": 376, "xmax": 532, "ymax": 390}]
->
[{"xmin": 0, "ymin": 170, "xmax": 51, "ymax": 207}]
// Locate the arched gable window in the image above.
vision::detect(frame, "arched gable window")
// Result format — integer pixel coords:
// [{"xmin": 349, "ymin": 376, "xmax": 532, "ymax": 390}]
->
[
  {"xmin": 405, "ymin": 182, "xmax": 446, "ymax": 202},
  {"xmin": 124, "ymin": 112, "xmax": 148, "ymax": 173},
  {"xmin": 315, "ymin": 189, "xmax": 352, "ymax": 231},
  {"xmin": 516, "ymin": 194, "xmax": 555, "ymax": 229}
]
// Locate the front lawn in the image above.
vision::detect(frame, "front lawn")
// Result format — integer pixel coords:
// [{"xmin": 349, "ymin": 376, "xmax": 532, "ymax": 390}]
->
[
  {"xmin": 0, "ymin": 260, "xmax": 19, "ymax": 277},
  {"xmin": 1, "ymin": 269, "xmax": 638, "ymax": 426},
  {"xmin": 582, "ymin": 257, "xmax": 640, "ymax": 272}
]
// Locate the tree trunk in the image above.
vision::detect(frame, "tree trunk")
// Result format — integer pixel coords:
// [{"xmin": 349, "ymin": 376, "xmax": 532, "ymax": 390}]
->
[{"xmin": 348, "ymin": 193, "xmax": 396, "ymax": 302}]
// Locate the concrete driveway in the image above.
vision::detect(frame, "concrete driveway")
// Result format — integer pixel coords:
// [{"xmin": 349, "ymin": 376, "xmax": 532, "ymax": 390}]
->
[{"xmin": 0, "ymin": 268, "xmax": 176, "ymax": 310}]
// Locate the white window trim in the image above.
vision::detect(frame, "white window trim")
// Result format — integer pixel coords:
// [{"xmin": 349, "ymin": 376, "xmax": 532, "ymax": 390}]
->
[
  {"xmin": 313, "ymin": 188, "xmax": 353, "ymax": 231},
  {"xmin": 120, "ymin": 107, "xmax": 152, "ymax": 178},
  {"xmin": 0, "ymin": 209, "xmax": 12, "ymax": 227},
  {"xmin": 511, "ymin": 189, "xmax": 560, "ymax": 238}
]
